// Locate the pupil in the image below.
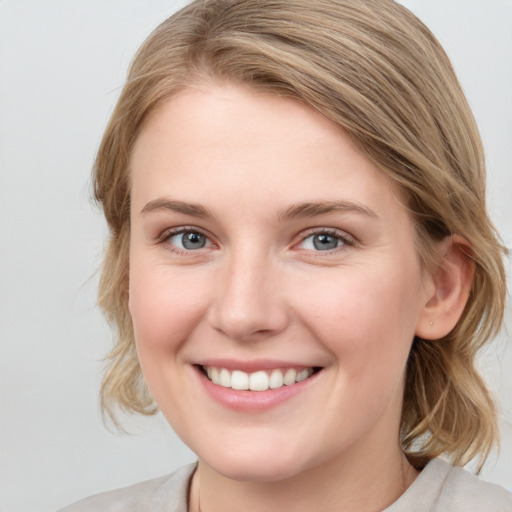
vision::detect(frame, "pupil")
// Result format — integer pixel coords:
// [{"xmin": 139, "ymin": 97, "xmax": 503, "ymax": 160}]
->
[
  {"xmin": 313, "ymin": 234, "xmax": 338, "ymax": 250},
  {"xmin": 182, "ymin": 232, "xmax": 206, "ymax": 249}
]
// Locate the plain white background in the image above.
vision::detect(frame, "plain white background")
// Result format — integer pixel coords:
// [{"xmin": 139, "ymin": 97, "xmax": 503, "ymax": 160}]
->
[{"xmin": 0, "ymin": 1, "xmax": 510, "ymax": 511}]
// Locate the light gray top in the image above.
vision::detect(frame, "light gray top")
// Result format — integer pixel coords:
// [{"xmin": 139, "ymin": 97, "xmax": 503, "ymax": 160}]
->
[{"xmin": 59, "ymin": 458, "xmax": 512, "ymax": 511}]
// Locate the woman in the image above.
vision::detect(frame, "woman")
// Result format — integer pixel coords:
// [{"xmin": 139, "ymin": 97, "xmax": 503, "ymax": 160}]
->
[{"xmin": 61, "ymin": 0, "xmax": 511, "ymax": 510}]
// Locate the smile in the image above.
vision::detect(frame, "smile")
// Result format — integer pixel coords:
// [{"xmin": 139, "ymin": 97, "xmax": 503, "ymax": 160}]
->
[{"xmin": 200, "ymin": 366, "xmax": 318, "ymax": 391}]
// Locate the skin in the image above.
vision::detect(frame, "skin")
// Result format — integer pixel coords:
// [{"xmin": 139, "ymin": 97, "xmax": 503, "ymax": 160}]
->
[{"xmin": 128, "ymin": 83, "xmax": 466, "ymax": 512}]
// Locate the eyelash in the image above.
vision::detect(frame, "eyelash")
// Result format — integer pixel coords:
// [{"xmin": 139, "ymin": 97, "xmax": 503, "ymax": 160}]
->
[
  {"xmin": 156, "ymin": 227, "xmax": 355, "ymax": 255},
  {"xmin": 157, "ymin": 226, "xmax": 213, "ymax": 256},
  {"xmin": 295, "ymin": 228, "xmax": 355, "ymax": 253}
]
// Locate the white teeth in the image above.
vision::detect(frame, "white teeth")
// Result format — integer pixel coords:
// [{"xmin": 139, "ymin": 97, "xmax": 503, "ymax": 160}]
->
[
  {"xmin": 231, "ymin": 370, "xmax": 249, "ymax": 390},
  {"xmin": 283, "ymin": 368, "xmax": 297, "ymax": 385},
  {"xmin": 269, "ymin": 369, "xmax": 284, "ymax": 389},
  {"xmin": 296, "ymin": 369, "xmax": 310, "ymax": 382},
  {"xmin": 210, "ymin": 367, "xmax": 219, "ymax": 383},
  {"xmin": 249, "ymin": 371, "xmax": 269, "ymax": 391},
  {"xmin": 204, "ymin": 366, "xmax": 315, "ymax": 391},
  {"xmin": 219, "ymin": 368, "xmax": 231, "ymax": 387}
]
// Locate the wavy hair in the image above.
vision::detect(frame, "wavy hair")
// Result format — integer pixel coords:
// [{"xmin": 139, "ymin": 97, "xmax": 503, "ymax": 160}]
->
[{"xmin": 94, "ymin": 0, "xmax": 507, "ymax": 469}]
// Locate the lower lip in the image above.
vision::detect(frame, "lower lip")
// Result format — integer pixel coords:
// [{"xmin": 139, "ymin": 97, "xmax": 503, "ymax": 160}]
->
[{"xmin": 194, "ymin": 366, "xmax": 321, "ymax": 412}]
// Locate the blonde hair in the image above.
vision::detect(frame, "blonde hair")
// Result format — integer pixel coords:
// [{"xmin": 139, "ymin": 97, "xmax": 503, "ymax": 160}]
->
[{"xmin": 95, "ymin": 0, "xmax": 507, "ymax": 469}]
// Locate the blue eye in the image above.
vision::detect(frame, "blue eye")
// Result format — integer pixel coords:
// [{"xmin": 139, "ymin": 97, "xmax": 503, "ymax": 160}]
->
[
  {"xmin": 299, "ymin": 232, "xmax": 349, "ymax": 251},
  {"xmin": 168, "ymin": 230, "xmax": 210, "ymax": 250}
]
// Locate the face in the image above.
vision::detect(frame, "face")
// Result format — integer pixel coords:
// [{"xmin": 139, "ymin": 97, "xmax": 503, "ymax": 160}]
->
[{"xmin": 128, "ymin": 83, "xmax": 434, "ymax": 482}]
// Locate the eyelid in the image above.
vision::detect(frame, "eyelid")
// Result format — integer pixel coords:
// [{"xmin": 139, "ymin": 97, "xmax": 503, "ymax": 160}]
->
[
  {"xmin": 157, "ymin": 225, "xmax": 206, "ymax": 242},
  {"xmin": 156, "ymin": 225, "xmax": 216, "ymax": 252},
  {"xmin": 154, "ymin": 225, "xmax": 355, "ymax": 255},
  {"xmin": 294, "ymin": 227, "xmax": 356, "ymax": 251}
]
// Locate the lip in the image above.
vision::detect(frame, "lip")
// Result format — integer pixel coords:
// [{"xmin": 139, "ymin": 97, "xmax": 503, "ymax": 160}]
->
[
  {"xmin": 196, "ymin": 358, "xmax": 314, "ymax": 373},
  {"xmin": 192, "ymin": 361, "xmax": 322, "ymax": 412}
]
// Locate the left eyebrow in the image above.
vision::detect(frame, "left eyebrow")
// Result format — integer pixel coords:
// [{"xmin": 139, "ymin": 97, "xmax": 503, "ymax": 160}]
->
[{"xmin": 277, "ymin": 200, "xmax": 379, "ymax": 222}]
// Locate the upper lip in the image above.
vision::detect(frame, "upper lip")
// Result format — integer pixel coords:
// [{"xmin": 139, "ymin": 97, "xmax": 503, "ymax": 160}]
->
[{"xmin": 194, "ymin": 359, "xmax": 322, "ymax": 373}]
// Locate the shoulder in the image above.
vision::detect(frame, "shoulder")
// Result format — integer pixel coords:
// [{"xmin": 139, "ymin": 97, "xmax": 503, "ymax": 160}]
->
[
  {"xmin": 436, "ymin": 460, "xmax": 512, "ymax": 511},
  {"xmin": 58, "ymin": 463, "xmax": 196, "ymax": 512},
  {"xmin": 386, "ymin": 459, "xmax": 512, "ymax": 512}
]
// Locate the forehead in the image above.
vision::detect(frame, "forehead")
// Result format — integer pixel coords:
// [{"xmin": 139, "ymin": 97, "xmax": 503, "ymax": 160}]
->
[
  {"xmin": 133, "ymin": 83, "xmax": 349, "ymax": 158},
  {"xmin": 129, "ymin": 83, "xmax": 407, "ymax": 224}
]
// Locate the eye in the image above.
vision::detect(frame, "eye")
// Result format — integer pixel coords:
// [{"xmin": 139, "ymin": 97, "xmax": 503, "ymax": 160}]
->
[
  {"xmin": 166, "ymin": 230, "xmax": 211, "ymax": 251},
  {"xmin": 298, "ymin": 230, "xmax": 353, "ymax": 251}
]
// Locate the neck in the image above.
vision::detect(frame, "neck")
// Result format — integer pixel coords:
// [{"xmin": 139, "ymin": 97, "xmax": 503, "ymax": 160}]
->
[{"xmin": 190, "ymin": 444, "xmax": 419, "ymax": 512}]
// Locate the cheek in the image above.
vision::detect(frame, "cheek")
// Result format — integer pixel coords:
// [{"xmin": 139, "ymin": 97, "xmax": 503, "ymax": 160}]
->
[
  {"xmin": 297, "ymin": 262, "xmax": 423, "ymax": 374},
  {"xmin": 128, "ymin": 263, "xmax": 209, "ymax": 358},
  {"xmin": 127, "ymin": 262, "xmax": 214, "ymax": 417},
  {"xmin": 299, "ymin": 265, "xmax": 424, "ymax": 434}
]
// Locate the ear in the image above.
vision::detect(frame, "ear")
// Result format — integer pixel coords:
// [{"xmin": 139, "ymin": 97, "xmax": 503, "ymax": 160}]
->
[{"xmin": 415, "ymin": 235, "xmax": 474, "ymax": 340}]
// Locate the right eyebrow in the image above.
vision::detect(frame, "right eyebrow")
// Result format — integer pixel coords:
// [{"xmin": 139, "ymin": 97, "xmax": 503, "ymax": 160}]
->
[{"xmin": 140, "ymin": 198, "xmax": 211, "ymax": 218}]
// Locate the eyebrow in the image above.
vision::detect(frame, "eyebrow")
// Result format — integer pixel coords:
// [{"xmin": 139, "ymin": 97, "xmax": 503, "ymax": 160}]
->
[
  {"xmin": 277, "ymin": 200, "xmax": 378, "ymax": 221},
  {"xmin": 140, "ymin": 198, "xmax": 211, "ymax": 218},
  {"xmin": 140, "ymin": 198, "xmax": 378, "ymax": 221}
]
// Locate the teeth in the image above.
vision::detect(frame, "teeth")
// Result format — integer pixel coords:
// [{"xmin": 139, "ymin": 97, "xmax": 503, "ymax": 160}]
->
[
  {"xmin": 231, "ymin": 370, "xmax": 249, "ymax": 390},
  {"xmin": 204, "ymin": 366, "xmax": 315, "ymax": 391},
  {"xmin": 249, "ymin": 371, "xmax": 269, "ymax": 391},
  {"xmin": 219, "ymin": 368, "xmax": 231, "ymax": 388},
  {"xmin": 296, "ymin": 369, "xmax": 310, "ymax": 382},
  {"xmin": 283, "ymin": 368, "xmax": 297, "ymax": 386},
  {"xmin": 269, "ymin": 369, "xmax": 284, "ymax": 389}
]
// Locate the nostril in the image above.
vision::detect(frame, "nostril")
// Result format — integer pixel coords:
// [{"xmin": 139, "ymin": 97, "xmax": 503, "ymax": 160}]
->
[{"xmin": 207, "ymin": 303, "xmax": 289, "ymax": 341}]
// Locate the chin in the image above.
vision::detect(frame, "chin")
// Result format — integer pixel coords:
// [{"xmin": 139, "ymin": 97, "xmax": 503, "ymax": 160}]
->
[
  {"xmin": 197, "ymin": 440, "xmax": 318, "ymax": 483},
  {"xmin": 207, "ymin": 459, "xmax": 304, "ymax": 483}
]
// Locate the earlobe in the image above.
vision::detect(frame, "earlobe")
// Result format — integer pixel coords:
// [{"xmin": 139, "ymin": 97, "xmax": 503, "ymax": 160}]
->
[{"xmin": 415, "ymin": 235, "xmax": 474, "ymax": 340}]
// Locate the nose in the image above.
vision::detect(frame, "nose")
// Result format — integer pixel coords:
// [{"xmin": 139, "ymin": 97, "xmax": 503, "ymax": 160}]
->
[{"xmin": 207, "ymin": 248, "xmax": 289, "ymax": 342}]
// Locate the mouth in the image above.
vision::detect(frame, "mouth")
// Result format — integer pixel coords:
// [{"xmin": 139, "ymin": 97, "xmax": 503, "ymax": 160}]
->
[{"xmin": 198, "ymin": 365, "xmax": 322, "ymax": 392}]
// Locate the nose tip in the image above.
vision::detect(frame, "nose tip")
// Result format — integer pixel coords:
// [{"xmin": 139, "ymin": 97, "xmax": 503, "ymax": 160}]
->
[{"xmin": 207, "ymin": 261, "xmax": 289, "ymax": 341}]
